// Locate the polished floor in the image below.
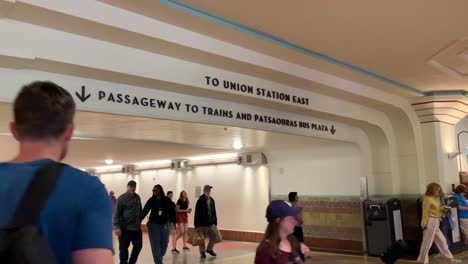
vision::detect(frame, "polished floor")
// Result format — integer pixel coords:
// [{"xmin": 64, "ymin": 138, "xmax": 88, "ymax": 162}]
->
[{"xmin": 113, "ymin": 234, "xmax": 468, "ymax": 263}]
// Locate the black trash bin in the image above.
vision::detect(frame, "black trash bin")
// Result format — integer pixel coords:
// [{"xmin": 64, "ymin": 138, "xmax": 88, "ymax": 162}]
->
[{"xmin": 363, "ymin": 199, "xmax": 404, "ymax": 256}]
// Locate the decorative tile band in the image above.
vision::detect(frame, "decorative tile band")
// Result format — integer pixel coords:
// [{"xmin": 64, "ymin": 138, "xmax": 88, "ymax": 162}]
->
[
  {"xmin": 274, "ymin": 196, "xmax": 363, "ymax": 242},
  {"xmin": 303, "ymin": 212, "xmax": 362, "ymax": 228},
  {"xmin": 305, "ymin": 237, "xmax": 363, "ymax": 253},
  {"xmin": 300, "ymin": 199, "xmax": 361, "ymax": 209},
  {"xmin": 303, "ymin": 227, "xmax": 362, "ymax": 242}
]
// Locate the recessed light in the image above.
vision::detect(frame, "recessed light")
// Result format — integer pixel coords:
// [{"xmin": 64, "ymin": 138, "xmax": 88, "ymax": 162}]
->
[
  {"xmin": 232, "ymin": 143, "xmax": 244, "ymax": 150},
  {"xmin": 105, "ymin": 159, "xmax": 114, "ymax": 165},
  {"xmin": 134, "ymin": 160, "xmax": 171, "ymax": 167}
]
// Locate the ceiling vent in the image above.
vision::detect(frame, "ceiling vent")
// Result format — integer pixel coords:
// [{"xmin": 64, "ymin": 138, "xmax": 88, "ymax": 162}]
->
[
  {"xmin": 238, "ymin": 153, "xmax": 267, "ymax": 166},
  {"xmin": 171, "ymin": 159, "xmax": 190, "ymax": 170},
  {"xmin": 122, "ymin": 165, "xmax": 136, "ymax": 174}
]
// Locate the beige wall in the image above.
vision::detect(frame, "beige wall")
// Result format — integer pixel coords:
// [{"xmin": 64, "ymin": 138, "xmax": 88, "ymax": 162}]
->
[
  {"xmin": 267, "ymin": 141, "xmax": 362, "ymax": 197},
  {"xmin": 420, "ymin": 122, "xmax": 460, "ymax": 193},
  {"xmin": 99, "ymin": 139, "xmax": 364, "ymax": 232}
]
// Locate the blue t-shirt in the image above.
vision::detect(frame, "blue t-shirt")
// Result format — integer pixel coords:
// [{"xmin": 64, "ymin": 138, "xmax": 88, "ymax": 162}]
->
[
  {"xmin": 0, "ymin": 159, "xmax": 113, "ymax": 264},
  {"xmin": 454, "ymin": 193, "xmax": 468, "ymax": 219}
]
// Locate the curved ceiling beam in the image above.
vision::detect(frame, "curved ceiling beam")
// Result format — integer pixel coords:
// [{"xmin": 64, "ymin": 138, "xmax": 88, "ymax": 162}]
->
[{"xmin": 8, "ymin": 0, "xmax": 426, "ymax": 101}]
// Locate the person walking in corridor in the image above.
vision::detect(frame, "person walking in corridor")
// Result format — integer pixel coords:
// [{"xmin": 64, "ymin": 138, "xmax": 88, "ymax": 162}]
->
[
  {"xmin": 114, "ymin": 181, "xmax": 143, "ymax": 264},
  {"xmin": 287, "ymin": 192, "xmax": 310, "ymax": 258},
  {"xmin": 417, "ymin": 183, "xmax": 460, "ymax": 264},
  {"xmin": 454, "ymin": 184, "xmax": 468, "ymax": 245},
  {"xmin": 194, "ymin": 185, "xmax": 218, "ymax": 259},
  {"xmin": 176, "ymin": 191, "xmax": 192, "ymax": 251},
  {"xmin": 110, "ymin": 190, "xmax": 117, "ymax": 212},
  {"xmin": 141, "ymin": 185, "xmax": 176, "ymax": 264},
  {"xmin": 255, "ymin": 200, "xmax": 305, "ymax": 264},
  {"xmin": 0, "ymin": 81, "xmax": 113, "ymax": 264},
  {"xmin": 287, "ymin": 192, "xmax": 304, "ymax": 243},
  {"xmin": 167, "ymin": 191, "xmax": 179, "ymax": 254}
]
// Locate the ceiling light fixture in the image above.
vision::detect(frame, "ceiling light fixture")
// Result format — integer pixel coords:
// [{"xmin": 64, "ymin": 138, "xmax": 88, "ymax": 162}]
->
[
  {"xmin": 105, "ymin": 159, "xmax": 114, "ymax": 165},
  {"xmin": 188, "ymin": 153, "xmax": 238, "ymax": 161},
  {"xmin": 232, "ymin": 143, "xmax": 244, "ymax": 150},
  {"xmin": 94, "ymin": 164, "xmax": 123, "ymax": 173},
  {"xmin": 134, "ymin": 160, "xmax": 171, "ymax": 167},
  {"xmin": 232, "ymin": 139, "xmax": 244, "ymax": 150}
]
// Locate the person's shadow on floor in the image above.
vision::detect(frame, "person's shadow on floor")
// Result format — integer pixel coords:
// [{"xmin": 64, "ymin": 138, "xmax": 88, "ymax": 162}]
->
[{"xmin": 171, "ymin": 253, "xmax": 189, "ymax": 264}]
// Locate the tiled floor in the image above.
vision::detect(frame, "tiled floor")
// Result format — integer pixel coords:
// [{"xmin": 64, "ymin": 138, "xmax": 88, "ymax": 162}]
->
[
  {"xmin": 113, "ymin": 234, "xmax": 468, "ymax": 263},
  {"xmin": 113, "ymin": 234, "xmax": 258, "ymax": 264}
]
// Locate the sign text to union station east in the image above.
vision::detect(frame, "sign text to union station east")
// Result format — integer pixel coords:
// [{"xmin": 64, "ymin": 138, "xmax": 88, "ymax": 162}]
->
[{"xmin": 204, "ymin": 76, "xmax": 310, "ymax": 106}]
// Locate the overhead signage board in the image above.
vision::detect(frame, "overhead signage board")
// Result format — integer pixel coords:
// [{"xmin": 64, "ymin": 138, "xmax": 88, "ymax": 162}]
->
[{"xmin": 0, "ymin": 68, "xmax": 360, "ymax": 141}]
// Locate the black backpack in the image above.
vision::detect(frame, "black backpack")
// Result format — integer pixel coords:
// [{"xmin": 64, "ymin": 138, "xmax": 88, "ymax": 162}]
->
[{"xmin": 0, "ymin": 162, "xmax": 64, "ymax": 264}]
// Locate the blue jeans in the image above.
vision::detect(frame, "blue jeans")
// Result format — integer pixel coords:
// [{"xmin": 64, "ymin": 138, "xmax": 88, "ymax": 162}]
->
[{"xmin": 147, "ymin": 222, "xmax": 170, "ymax": 264}]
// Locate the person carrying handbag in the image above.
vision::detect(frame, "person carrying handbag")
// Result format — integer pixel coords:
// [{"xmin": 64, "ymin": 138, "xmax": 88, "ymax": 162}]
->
[
  {"xmin": 417, "ymin": 183, "xmax": 461, "ymax": 264},
  {"xmin": 194, "ymin": 185, "xmax": 218, "ymax": 259},
  {"xmin": 189, "ymin": 230, "xmax": 205, "ymax": 247}
]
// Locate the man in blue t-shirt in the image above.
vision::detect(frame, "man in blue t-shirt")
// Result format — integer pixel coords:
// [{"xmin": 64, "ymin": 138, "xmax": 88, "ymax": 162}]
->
[{"xmin": 0, "ymin": 81, "xmax": 113, "ymax": 264}]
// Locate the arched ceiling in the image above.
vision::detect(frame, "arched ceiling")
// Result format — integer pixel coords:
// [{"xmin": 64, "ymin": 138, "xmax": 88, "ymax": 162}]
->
[{"xmin": 117, "ymin": 0, "xmax": 468, "ymax": 94}]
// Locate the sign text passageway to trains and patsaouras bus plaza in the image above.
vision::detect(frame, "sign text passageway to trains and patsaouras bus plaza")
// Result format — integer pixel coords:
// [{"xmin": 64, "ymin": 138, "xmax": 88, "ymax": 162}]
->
[
  {"xmin": 79, "ymin": 85, "xmax": 335, "ymax": 135},
  {"xmin": 0, "ymin": 69, "xmax": 347, "ymax": 139}
]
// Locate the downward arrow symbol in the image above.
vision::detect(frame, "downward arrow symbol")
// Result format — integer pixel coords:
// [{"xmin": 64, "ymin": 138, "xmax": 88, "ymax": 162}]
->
[
  {"xmin": 75, "ymin": 85, "xmax": 91, "ymax": 103},
  {"xmin": 330, "ymin": 125, "xmax": 336, "ymax": 135}
]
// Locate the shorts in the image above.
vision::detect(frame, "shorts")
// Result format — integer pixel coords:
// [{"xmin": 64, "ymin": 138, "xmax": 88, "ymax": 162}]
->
[
  {"xmin": 460, "ymin": 218, "xmax": 468, "ymax": 239},
  {"xmin": 177, "ymin": 213, "xmax": 188, "ymax": 224}
]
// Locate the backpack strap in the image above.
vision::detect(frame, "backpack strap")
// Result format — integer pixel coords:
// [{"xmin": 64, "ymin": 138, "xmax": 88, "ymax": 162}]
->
[{"xmin": 10, "ymin": 162, "xmax": 65, "ymax": 227}]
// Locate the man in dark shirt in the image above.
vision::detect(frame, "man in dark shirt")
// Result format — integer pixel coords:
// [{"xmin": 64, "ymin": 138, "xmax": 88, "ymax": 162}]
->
[
  {"xmin": 194, "ymin": 185, "xmax": 218, "ymax": 259},
  {"xmin": 167, "ymin": 191, "xmax": 179, "ymax": 254},
  {"xmin": 113, "ymin": 181, "xmax": 143, "ymax": 264}
]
